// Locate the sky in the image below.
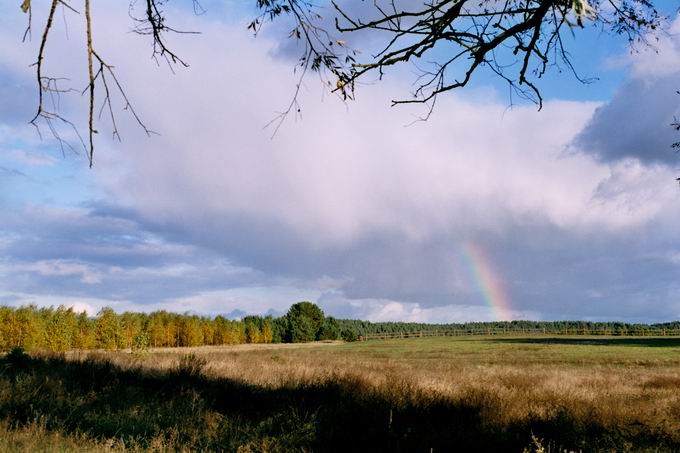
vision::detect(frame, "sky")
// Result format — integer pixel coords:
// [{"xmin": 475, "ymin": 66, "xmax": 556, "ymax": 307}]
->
[{"xmin": 1, "ymin": 2, "xmax": 680, "ymax": 323}]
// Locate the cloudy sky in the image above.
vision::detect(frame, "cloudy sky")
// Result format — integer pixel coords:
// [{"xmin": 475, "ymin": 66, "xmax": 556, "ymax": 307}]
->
[{"xmin": 1, "ymin": 1, "xmax": 680, "ymax": 323}]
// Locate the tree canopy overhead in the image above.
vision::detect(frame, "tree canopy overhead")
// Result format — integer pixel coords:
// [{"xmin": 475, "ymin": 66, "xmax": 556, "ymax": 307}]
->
[{"xmin": 18, "ymin": 0, "xmax": 673, "ymax": 165}]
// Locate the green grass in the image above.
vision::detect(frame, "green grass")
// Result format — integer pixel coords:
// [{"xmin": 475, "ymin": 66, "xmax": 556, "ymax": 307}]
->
[
  {"xmin": 339, "ymin": 336, "xmax": 680, "ymax": 366},
  {"xmin": 1, "ymin": 336, "xmax": 679, "ymax": 452}
]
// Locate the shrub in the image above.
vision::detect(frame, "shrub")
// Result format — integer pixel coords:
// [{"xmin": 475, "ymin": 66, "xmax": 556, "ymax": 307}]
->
[
  {"xmin": 176, "ymin": 354, "xmax": 207, "ymax": 379},
  {"xmin": 2, "ymin": 346, "xmax": 31, "ymax": 376}
]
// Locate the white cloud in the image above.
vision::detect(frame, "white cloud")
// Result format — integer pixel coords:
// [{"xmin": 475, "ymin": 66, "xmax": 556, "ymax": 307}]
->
[
  {"xmin": 7, "ymin": 149, "xmax": 57, "ymax": 167},
  {"xmin": 318, "ymin": 291, "xmax": 540, "ymax": 323},
  {"xmin": 97, "ymin": 31, "xmax": 677, "ymax": 249},
  {"xmin": 1, "ymin": 5, "xmax": 680, "ymax": 322},
  {"xmin": 155, "ymin": 285, "xmax": 321, "ymax": 317},
  {"xmin": 6, "ymin": 260, "xmax": 104, "ymax": 284},
  {"xmin": 628, "ymin": 16, "xmax": 680, "ymax": 80}
]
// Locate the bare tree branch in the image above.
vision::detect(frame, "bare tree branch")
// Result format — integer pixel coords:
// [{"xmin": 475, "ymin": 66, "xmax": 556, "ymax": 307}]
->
[
  {"xmin": 85, "ymin": 0, "xmax": 95, "ymax": 167},
  {"xmin": 21, "ymin": 0, "xmax": 669, "ymax": 166},
  {"xmin": 23, "ymin": 0, "xmax": 168, "ymax": 166}
]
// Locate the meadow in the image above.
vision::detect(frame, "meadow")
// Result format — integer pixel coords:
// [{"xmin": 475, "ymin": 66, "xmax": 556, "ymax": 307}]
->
[{"xmin": 1, "ymin": 336, "xmax": 679, "ymax": 452}]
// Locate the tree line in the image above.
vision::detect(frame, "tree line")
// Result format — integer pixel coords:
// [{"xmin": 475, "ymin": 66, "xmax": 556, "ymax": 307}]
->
[
  {"xmin": 336, "ymin": 319, "xmax": 680, "ymax": 338},
  {"xmin": 1, "ymin": 302, "xmax": 678, "ymax": 352},
  {"xmin": 0, "ymin": 305, "xmax": 260, "ymax": 352},
  {"xmin": 0, "ymin": 302, "xmax": 350, "ymax": 352}
]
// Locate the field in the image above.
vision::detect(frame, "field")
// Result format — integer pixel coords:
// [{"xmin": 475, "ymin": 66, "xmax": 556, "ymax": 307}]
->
[{"xmin": 1, "ymin": 336, "xmax": 680, "ymax": 452}]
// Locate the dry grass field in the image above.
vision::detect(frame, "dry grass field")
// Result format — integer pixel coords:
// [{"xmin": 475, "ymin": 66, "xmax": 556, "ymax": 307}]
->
[{"xmin": 1, "ymin": 336, "xmax": 679, "ymax": 452}]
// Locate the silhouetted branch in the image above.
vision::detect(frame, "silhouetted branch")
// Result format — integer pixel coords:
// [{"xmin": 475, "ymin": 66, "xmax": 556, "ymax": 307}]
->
[
  {"xmin": 24, "ymin": 0, "xmax": 168, "ymax": 166},
  {"xmin": 21, "ymin": 0, "xmax": 667, "ymax": 165}
]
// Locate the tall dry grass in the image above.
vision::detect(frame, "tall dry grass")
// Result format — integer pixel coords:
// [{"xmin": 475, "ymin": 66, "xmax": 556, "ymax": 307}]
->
[{"xmin": 1, "ymin": 337, "xmax": 679, "ymax": 452}]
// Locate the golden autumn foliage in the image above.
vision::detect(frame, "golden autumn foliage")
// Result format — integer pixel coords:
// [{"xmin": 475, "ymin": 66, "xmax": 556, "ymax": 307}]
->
[{"xmin": 0, "ymin": 305, "xmax": 274, "ymax": 352}]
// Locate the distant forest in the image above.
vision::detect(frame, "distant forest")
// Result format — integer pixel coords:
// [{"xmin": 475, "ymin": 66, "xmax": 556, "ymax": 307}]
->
[{"xmin": 1, "ymin": 302, "xmax": 679, "ymax": 352}]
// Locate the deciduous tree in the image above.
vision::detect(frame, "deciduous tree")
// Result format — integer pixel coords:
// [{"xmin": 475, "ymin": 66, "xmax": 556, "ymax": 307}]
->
[
  {"xmin": 73, "ymin": 311, "xmax": 95, "ymax": 349},
  {"xmin": 95, "ymin": 307, "xmax": 122, "ymax": 350},
  {"xmin": 45, "ymin": 305, "xmax": 76, "ymax": 352}
]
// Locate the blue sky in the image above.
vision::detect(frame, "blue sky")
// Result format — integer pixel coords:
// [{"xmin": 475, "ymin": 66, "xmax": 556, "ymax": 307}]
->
[{"xmin": 1, "ymin": 2, "xmax": 680, "ymax": 323}]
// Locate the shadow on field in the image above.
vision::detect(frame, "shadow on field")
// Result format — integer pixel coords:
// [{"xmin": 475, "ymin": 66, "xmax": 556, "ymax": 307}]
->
[
  {"xmin": 491, "ymin": 337, "xmax": 680, "ymax": 348},
  {"xmin": 0, "ymin": 349, "xmax": 677, "ymax": 452}
]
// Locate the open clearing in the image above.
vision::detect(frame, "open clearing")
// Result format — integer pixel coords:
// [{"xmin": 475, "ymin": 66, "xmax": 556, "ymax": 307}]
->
[{"xmin": 1, "ymin": 336, "xmax": 679, "ymax": 452}]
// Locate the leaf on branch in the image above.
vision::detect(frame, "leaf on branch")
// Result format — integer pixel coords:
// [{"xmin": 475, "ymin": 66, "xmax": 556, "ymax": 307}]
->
[{"xmin": 20, "ymin": 0, "xmax": 30, "ymax": 13}]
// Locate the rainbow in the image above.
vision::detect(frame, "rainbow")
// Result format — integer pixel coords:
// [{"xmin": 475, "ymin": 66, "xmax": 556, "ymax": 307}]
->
[{"xmin": 460, "ymin": 242, "xmax": 513, "ymax": 321}]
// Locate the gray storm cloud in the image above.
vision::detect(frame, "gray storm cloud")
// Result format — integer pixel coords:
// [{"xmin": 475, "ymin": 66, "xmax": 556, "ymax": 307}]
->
[
  {"xmin": 574, "ymin": 77, "xmax": 680, "ymax": 165},
  {"xmin": 574, "ymin": 16, "xmax": 680, "ymax": 166}
]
